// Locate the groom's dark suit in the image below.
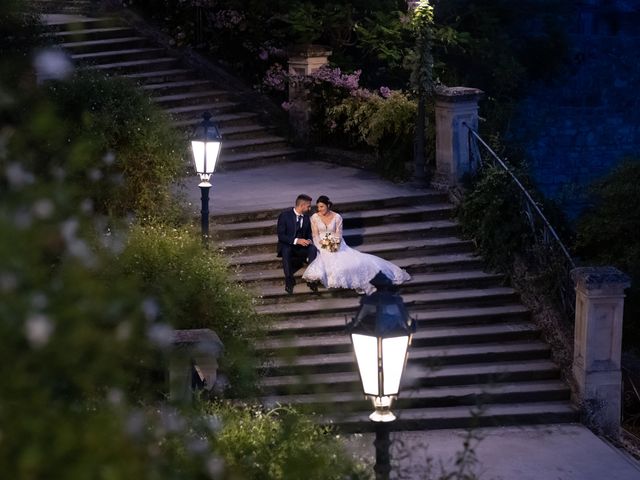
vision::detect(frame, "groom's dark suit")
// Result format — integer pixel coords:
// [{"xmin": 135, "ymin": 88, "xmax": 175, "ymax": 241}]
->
[{"xmin": 277, "ymin": 208, "xmax": 317, "ymax": 291}]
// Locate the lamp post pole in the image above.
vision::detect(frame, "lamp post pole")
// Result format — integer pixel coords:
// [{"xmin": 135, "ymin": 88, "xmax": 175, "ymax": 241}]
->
[
  {"xmin": 200, "ymin": 182, "xmax": 210, "ymax": 245},
  {"xmin": 374, "ymin": 422, "xmax": 392, "ymax": 480}
]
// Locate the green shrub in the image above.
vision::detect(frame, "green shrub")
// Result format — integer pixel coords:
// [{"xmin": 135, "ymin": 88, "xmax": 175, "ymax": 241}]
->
[
  {"xmin": 457, "ymin": 165, "xmax": 533, "ymax": 271},
  {"xmin": 328, "ymin": 90, "xmax": 416, "ymax": 179},
  {"xmin": 0, "ymin": 92, "xmax": 213, "ymax": 478},
  {"xmin": 576, "ymin": 160, "xmax": 640, "ymax": 349},
  {"xmin": 116, "ymin": 224, "xmax": 263, "ymax": 396},
  {"xmin": 205, "ymin": 402, "xmax": 370, "ymax": 480},
  {"xmin": 46, "ymin": 71, "xmax": 186, "ymax": 221}
]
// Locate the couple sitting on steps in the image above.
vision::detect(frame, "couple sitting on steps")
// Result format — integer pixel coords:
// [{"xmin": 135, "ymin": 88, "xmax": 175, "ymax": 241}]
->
[{"xmin": 276, "ymin": 194, "xmax": 410, "ymax": 295}]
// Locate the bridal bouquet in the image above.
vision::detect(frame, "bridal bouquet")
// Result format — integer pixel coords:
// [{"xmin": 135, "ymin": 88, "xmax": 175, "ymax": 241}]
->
[{"xmin": 320, "ymin": 232, "xmax": 340, "ymax": 253}]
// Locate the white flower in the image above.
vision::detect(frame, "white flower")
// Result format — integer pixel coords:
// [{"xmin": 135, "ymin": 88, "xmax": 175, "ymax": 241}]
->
[
  {"xmin": 25, "ymin": 314, "xmax": 54, "ymax": 348},
  {"xmin": 33, "ymin": 49, "xmax": 73, "ymax": 83},
  {"xmin": 147, "ymin": 322, "xmax": 173, "ymax": 348},
  {"xmin": 32, "ymin": 199, "xmax": 54, "ymax": 219}
]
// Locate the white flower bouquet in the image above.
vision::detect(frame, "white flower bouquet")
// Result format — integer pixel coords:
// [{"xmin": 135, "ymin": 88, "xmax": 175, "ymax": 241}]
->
[{"xmin": 320, "ymin": 232, "xmax": 340, "ymax": 253}]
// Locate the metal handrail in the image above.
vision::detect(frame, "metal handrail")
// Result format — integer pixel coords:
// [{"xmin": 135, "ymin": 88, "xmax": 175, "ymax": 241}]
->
[{"xmin": 463, "ymin": 123, "xmax": 576, "ymax": 269}]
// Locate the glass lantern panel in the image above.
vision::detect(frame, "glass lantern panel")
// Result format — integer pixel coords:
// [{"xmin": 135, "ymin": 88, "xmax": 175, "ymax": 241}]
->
[
  {"xmin": 205, "ymin": 141, "xmax": 221, "ymax": 173},
  {"xmin": 382, "ymin": 336, "xmax": 409, "ymax": 396},
  {"xmin": 191, "ymin": 140, "xmax": 221, "ymax": 174},
  {"xmin": 351, "ymin": 333, "xmax": 379, "ymax": 396}
]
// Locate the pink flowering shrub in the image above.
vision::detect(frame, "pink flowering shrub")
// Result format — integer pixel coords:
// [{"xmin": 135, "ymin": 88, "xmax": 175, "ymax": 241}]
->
[
  {"xmin": 212, "ymin": 9, "xmax": 245, "ymax": 30},
  {"xmin": 262, "ymin": 63, "xmax": 287, "ymax": 92},
  {"xmin": 309, "ymin": 66, "xmax": 361, "ymax": 93}
]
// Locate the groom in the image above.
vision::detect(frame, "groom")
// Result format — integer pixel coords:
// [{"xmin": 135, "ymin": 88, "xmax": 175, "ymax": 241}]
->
[{"xmin": 277, "ymin": 194, "xmax": 318, "ymax": 294}]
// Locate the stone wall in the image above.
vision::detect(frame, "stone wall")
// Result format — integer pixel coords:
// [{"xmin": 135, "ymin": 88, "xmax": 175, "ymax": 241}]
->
[{"xmin": 507, "ymin": 0, "xmax": 640, "ymax": 219}]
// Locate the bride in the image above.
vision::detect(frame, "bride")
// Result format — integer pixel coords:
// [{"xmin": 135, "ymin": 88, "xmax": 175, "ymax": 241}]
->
[{"xmin": 302, "ymin": 195, "xmax": 410, "ymax": 294}]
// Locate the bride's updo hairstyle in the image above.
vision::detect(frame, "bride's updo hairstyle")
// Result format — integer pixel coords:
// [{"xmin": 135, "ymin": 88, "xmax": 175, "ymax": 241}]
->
[{"xmin": 316, "ymin": 195, "xmax": 332, "ymax": 209}]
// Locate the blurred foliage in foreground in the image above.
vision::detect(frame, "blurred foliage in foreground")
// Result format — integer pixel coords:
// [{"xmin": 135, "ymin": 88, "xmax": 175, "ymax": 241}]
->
[{"xmin": 0, "ymin": 4, "xmax": 369, "ymax": 478}]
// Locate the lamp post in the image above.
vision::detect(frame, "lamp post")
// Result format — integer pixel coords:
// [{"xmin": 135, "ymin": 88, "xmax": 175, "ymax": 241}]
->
[
  {"xmin": 410, "ymin": 1, "xmax": 435, "ymax": 182},
  {"xmin": 347, "ymin": 272, "xmax": 416, "ymax": 480},
  {"xmin": 190, "ymin": 112, "xmax": 222, "ymax": 245}
]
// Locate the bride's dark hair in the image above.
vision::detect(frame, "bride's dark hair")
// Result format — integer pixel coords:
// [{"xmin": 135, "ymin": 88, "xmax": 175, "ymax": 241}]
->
[{"xmin": 316, "ymin": 195, "xmax": 332, "ymax": 208}]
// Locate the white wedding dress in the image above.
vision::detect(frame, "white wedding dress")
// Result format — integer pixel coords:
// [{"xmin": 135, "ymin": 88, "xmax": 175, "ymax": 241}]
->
[{"xmin": 302, "ymin": 212, "xmax": 410, "ymax": 294}]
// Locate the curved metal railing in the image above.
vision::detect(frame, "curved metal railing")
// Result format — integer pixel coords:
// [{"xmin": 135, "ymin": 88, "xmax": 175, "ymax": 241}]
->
[{"xmin": 463, "ymin": 123, "xmax": 577, "ymax": 320}]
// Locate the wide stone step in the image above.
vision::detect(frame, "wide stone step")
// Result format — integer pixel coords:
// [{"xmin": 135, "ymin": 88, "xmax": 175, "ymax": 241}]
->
[
  {"xmin": 262, "ymin": 380, "xmax": 571, "ymax": 412},
  {"xmin": 218, "ymin": 220, "xmax": 461, "ymax": 254},
  {"xmin": 123, "ymin": 68, "xmax": 195, "ymax": 84},
  {"xmin": 256, "ymin": 287, "xmax": 520, "ymax": 317},
  {"xmin": 141, "ymin": 79, "xmax": 213, "ymax": 94},
  {"xmin": 222, "ymin": 136, "xmax": 290, "ymax": 154},
  {"xmin": 257, "ymin": 321, "xmax": 540, "ymax": 354},
  {"xmin": 219, "ymin": 148, "xmax": 304, "ymax": 170},
  {"xmin": 165, "ymin": 101, "xmax": 238, "ymax": 119},
  {"xmin": 215, "ymin": 204, "xmax": 455, "ymax": 239},
  {"xmin": 152, "ymin": 89, "xmax": 230, "ymax": 107},
  {"xmin": 53, "ymin": 26, "xmax": 137, "ymax": 41},
  {"xmin": 61, "ymin": 36, "xmax": 148, "ymax": 53},
  {"xmin": 256, "ymin": 270, "xmax": 504, "ymax": 304},
  {"xmin": 231, "ymin": 237, "xmax": 475, "ymax": 271},
  {"xmin": 43, "ymin": 16, "xmax": 119, "ymax": 31},
  {"xmin": 218, "ymin": 124, "xmax": 272, "ymax": 140},
  {"xmin": 259, "ymin": 359, "xmax": 562, "ymax": 394},
  {"xmin": 327, "ymin": 401, "xmax": 578, "ymax": 432},
  {"xmin": 266, "ymin": 304, "xmax": 531, "ymax": 336},
  {"xmin": 172, "ymin": 112, "xmax": 259, "ymax": 129},
  {"xmin": 85, "ymin": 57, "xmax": 179, "ymax": 73},
  {"xmin": 71, "ymin": 47, "xmax": 167, "ymax": 64},
  {"xmin": 237, "ymin": 253, "xmax": 483, "ymax": 284},
  {"xmin": 212, "ymin": 192, "xmax": 448, "ymax": 224},
  {"xmin": 262, "ymin": 341, "xmax": 551, "ymax": 376}
]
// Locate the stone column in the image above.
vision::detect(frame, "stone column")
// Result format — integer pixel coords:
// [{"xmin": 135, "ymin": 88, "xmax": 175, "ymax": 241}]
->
[
  {"xmin": 433, "ymin": 86, "xmax": 484, "ymax": 188},
  {"xmin": 571, "ymin": 266, "xmax": 631, "ymax": 438},
  {"xmin": 287, "ymin": 45, "xmax": 332, "ymax": 145}
]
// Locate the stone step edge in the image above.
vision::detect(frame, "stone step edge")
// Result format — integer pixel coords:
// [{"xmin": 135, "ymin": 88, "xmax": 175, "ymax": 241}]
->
[
  {"xmin": 261, "ymin": 379, "xmax": 571, "ymax": 407},
  {"xmin": 256, "ymin": 320, "xmax": 539, "ymax": 351},
  {"xmin": 259, "ymin": 359, "xmax": 560, "ymax": 388},
  {"xmin": 211, "ymin": 191, "xmax": 447, "ymax": 224},
  {"xmin": 215, "ymin": 203, "xmax": 455, "ymax": 233},
  {"xmin": 220, "ymin": 219, "xmax": 461, "ymax": 250},
  {"xmin": 256, "ymin": 287, "xmax": 518, "ymax": 316},
  {"xmin": 262, "ymin": 340, "xmax": 551, "ymax": 370},
  {"xmin": 264, "ymin": 304, "xmax": 531, "ymax": 334}
]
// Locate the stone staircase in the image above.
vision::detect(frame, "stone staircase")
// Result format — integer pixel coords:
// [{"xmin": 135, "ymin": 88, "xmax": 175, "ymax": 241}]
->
[
  {"xmin": 214, "ymin": 192, "xmax": 578, "ymax": 431},
  {"xmin": 42, "ymin": 14, "xmax": 302, "ymax": 170}
]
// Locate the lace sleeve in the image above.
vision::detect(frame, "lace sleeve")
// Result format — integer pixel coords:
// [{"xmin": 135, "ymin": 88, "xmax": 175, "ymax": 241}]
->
[
  {"xmin": 310, "ymin": 214, "xmax": 321, "ymax": 248},
  {"xmin": 334, "ymin": 214, "xmax": 343, "ymax": 242}
]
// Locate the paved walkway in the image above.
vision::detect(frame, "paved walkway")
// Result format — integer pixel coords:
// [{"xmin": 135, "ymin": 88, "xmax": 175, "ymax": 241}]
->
[
  {"xmin": 347, "ymin": 424, "xmax": 640, "ymax": 480},
  {"xmin": 176, "ymin": 160, "xmax": 430, "ymax": 216}
]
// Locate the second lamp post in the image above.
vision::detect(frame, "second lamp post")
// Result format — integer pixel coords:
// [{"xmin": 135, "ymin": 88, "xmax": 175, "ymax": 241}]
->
[
  {"xmin": 191, "ymin": 111, "xmax": 222, "ymax": 244},
  {"xmin": 347, "ymin": 272, "xmax": 415, "ymax": 480}
]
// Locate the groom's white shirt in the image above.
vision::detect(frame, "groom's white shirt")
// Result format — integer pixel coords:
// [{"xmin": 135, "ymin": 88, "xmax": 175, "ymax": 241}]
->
[{"xmin": 292, "ymin": 207, "xmax": 303, "ymax": 245}]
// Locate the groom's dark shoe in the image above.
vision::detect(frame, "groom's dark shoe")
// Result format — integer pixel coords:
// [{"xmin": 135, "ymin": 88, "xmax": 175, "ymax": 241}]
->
[
  {"xmin": 285, "ymin": 285, "xmax": 293, "ymax": 295},
  {"xmin": 307, "ymin": 281, "xmax": 319, "ymax": 293}
]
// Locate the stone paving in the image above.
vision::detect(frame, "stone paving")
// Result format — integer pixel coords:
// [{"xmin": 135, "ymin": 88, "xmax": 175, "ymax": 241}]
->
[
  {"xmin": 347, "ymin": 424, "xmax": 640, "ymax": 480},
  {"xmin": 177, "ymin": 160, "xmax": 429, "ymax": 216}
]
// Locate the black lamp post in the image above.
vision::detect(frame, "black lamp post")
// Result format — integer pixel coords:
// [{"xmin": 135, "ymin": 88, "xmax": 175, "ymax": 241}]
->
[
  {"xmin": 190, "ymin": 112, "xmax": 222, "ymax": 244},
  {"xmin": 347, "ymin": 272, "xmax": 416, "ymax": 480}
]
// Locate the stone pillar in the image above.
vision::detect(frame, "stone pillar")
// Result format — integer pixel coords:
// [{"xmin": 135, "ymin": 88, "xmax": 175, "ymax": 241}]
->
[
  {"xmin": 287, "ymin": 45, "xmax": 332, "ymax": 145},
  {"xmin": 170, "ymin": 329, "xmax": 224, "ymax": 404},
  {"xmin": 571, "ymin": 266, "xmax": 631, "ymax": 438},
  {"xmin": 433, "ymin": 86, "xmax": 484, "ymax": 188}
]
